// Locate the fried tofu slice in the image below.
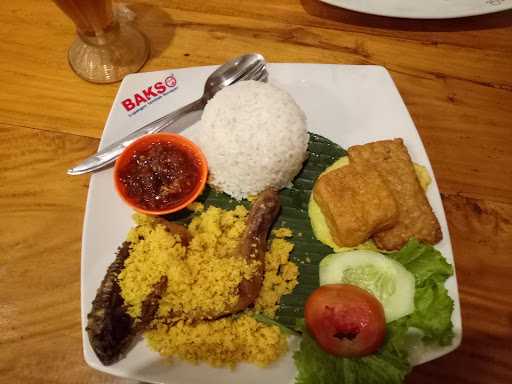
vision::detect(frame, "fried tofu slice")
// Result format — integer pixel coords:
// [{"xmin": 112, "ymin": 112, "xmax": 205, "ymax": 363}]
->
[
  {"xmin": 348, "ymin": 139, "xmax": 442, "ymax": 250},
  {"xmin": 313, "ymin": 162, "xmax": 398, "ymax": 247}
]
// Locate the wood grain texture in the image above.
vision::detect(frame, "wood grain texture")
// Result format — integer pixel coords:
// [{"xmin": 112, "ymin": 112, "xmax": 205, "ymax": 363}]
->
[
  {"xmin": 0, "ymin": 0, "xmax": 511, "ymax": 383},
  {"xmin": 0, "ymin": 126, "xmax": 126, "ymax": 383}
]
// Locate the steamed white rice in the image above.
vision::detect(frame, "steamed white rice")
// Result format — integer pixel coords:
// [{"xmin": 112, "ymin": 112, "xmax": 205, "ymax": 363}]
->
[{"xmin": 197, "ymin": 81, "xmax": 308, "ymax": 200}]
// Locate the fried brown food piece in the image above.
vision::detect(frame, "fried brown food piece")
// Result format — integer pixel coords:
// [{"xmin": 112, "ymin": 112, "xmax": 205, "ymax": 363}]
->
[
  {"xmin": 313, "ymin": 162, "xmax": 398, "ymax": 247},
  {"xmin": 233, "ymin": 188, "xmax": 281, "ymax": 312},
  {"xmin": 87, "ymin": 244, "xmax": 169, "ymax": 365},
  {"xmin": 136, "ymin": 276, "xmax": 168, "ymax": 332},
  {"xmin": 348, "ymin": 139, "xmax": 442, "ymax": 250},
  {"xmin": 153, "ymin": 218, "xmax": 192, "ymax": 246},
  {"xmin": 86, "ymin": 242, "xmax": 135, "ymax": 365}
]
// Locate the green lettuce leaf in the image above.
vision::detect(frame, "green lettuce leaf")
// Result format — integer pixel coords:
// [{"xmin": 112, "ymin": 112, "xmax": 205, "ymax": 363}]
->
[
  {"xmin": 388, "ymin": 238, "xmax": 453, "ymax": 286},
  {"xmin": 388, "ymin": 239, "xmax": 455, "ymax": 346},
  {"xmin": 406, "ymin": 282, "xmax": 454, "ymax": 345},
  {"xmin": 294, "ymin": 320, "xmax": 411, "ymax": 384}
]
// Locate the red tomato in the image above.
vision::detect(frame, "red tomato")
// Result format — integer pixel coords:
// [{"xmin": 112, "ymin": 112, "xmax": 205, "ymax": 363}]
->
[{"xmin": 304, "ymin": 284, "xmax": 386, "ymax": 357}]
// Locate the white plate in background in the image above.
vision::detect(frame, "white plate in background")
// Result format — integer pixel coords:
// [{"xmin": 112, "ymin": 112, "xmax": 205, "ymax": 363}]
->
[
  {"xmin": 81, "ymin": 63, "xmax": 462, "ymax": 383},
  {"xmin": 320, "ymin": 0, "xmax": 512, "ymax": 19}
]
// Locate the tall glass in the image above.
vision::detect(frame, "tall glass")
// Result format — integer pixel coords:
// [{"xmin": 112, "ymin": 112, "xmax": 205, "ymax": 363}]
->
[{"xmin": 52, "ymin": 0, "xmax": 149, "ymax": 83}]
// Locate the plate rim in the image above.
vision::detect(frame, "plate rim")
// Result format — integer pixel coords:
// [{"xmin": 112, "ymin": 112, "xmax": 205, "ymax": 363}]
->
[{"xmin": 319, "ymin": 0, "xmax": 512, "ymax": 19}]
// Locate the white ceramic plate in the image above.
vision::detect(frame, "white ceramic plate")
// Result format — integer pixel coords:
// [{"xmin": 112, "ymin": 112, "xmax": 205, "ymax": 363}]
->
[
  {"xmin": 320, "ymin": 0, "xmax": 512, "ymax": 19},
  {"xmin": 81, "ymin": 64, "xmax": 462, "ymax": 383}
]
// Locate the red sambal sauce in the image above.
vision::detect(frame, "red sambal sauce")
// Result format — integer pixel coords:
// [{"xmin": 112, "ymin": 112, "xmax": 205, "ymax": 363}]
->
[{"xmin": 118, "ymin": 141, "xmax": 202, "ymax": 211}]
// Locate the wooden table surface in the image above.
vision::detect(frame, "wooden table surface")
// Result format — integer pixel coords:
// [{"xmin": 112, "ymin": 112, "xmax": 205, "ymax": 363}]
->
[{"xmin": 1, "ymin": 1, "xmax": 511, "ymax": 383}]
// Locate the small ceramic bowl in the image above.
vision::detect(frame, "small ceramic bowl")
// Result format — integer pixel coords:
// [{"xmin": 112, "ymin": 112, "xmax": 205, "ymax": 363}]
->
[{"xmin": 113, "ymin": 133, "xmax": 208, "ymax": 215}]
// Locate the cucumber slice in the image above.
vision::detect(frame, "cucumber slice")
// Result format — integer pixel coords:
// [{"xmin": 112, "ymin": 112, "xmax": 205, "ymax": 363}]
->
[{"xmin": 319, "ymin": 250, "xmax": 415, "ymax": 323}]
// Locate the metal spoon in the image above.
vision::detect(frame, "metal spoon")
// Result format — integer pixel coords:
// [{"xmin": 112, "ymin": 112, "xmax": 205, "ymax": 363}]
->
[{"xmin": 67, "ymin": 53, "xmax": 268, "ymax": 175}]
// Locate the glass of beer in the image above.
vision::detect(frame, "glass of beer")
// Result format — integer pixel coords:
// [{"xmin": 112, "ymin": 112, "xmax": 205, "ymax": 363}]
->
[{"xmin": 52, "ymin": 0, "xmax": 149, "ymax": 83}]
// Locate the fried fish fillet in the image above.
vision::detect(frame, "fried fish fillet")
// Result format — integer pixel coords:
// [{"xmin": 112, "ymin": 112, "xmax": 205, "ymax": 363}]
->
[
  {"xmin": 313, "ymin": 161, "xmax": 398, "ymax": 247},
  {"xmin": 348, "ymin": 139, "xmax": 442, "ymax": 250},
  {"xmin": 86, "ymin": 242, "xmax": 135, "ymax": 365}
]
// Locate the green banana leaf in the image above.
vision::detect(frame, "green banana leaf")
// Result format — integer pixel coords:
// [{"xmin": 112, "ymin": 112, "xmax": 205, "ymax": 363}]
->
[{"xmin": 274, "ymin": 133, "xmax": 346, "ymax": 326}]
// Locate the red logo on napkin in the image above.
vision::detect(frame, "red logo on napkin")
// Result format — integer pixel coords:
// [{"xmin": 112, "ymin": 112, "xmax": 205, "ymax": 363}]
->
[{"xmin": 121, "ymin": 75, "xmax": 178, "ymax": 115}]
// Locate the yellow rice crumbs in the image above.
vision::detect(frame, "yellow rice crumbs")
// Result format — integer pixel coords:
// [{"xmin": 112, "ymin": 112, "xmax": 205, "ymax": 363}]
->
[
  {"xmin": 118, "ymin": 204, "xmax": 299, "ymax": 368},
  {"xmin": 145, "ymin": 315, "xmax": 287, "ymax": 367},
  {"xmin": 187, "ymin": 202, "xmax": 204, "ymax": 212},
  {"xmin": 255, "ymin": 238, "xmax": 299, "ymax": 317},
  {"xmin": 119, "ymin": 206, "xmax": 258, "ymax": 319},
  {"xmin": 272, "ymin": 227, "xmax": 293, "ymax": 238}
]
